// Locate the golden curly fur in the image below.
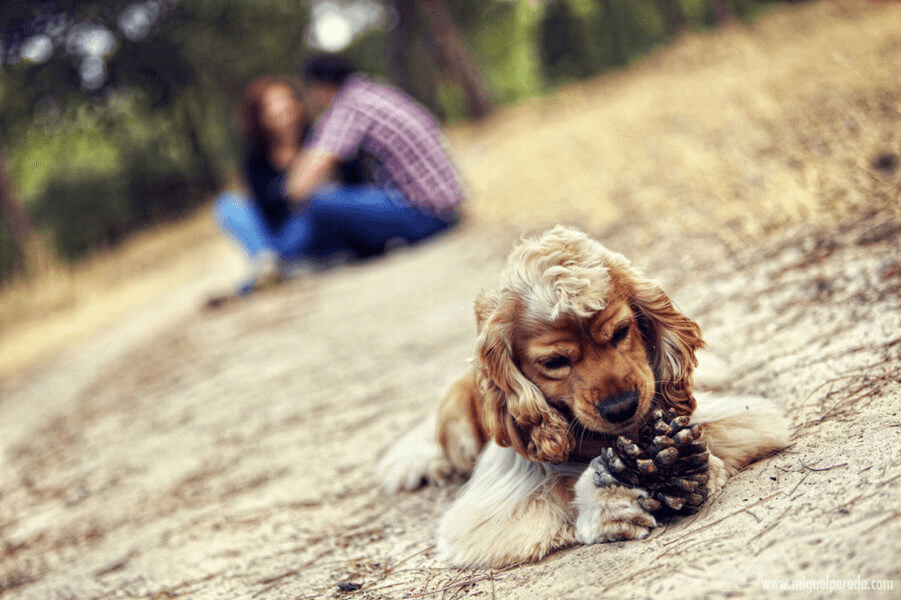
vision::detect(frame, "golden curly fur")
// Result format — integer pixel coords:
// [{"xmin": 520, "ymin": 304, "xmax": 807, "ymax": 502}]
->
[
  {"xmin": 470, "ymin": 226, "xmax": 703, "ymax": 465},
  {"xmin": 378, "ymin": 226, "xmax": 790, "ymax": 567}
]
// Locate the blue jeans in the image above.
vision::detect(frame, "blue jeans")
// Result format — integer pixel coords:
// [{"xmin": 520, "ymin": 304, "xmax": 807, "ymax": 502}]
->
[{"xmin": 214, "ymin": 185, "xmax": 457, "ymax": 263}]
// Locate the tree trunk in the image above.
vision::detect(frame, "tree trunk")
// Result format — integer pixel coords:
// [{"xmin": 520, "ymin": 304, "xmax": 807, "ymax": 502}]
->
[
  {"xmin": 180, "ymin": 94, "xmax": 219, "ymax": 194},
  {"xmin": 659, "ymin": 0, "xmax": 687, "ymax": 36},
  {"xmin": 416, "ymin": 0, "xmax": 494, "ymax": 121},
  {"xmin": 389, "ymin": 0, "xmax": 417, "ymax": 95},
  {"xmin": 0, "ymin": 147, "xmax": 54, "ymax": 276},
  {"xmin": 599, "ymin": 0, "xmax": 628, "ymax": 67},
  {"xmin": 712, "ymin": 0, "xmax": 735, "ymax": 26},
  {"xmin": 389, "ymin": 0, "xmax": 441, "ymax": 117}
]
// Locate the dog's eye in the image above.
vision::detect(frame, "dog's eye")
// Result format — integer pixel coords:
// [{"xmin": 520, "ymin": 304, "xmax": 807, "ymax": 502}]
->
[
  {"xmin": 540, "ymin": 356, "xmax": 571, "ymax": 371},
  {"xmin": 611, "ymin": 324, "xmax": 630, "ymax": 346}
]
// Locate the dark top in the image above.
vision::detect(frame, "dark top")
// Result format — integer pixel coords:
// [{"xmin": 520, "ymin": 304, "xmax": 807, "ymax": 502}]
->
[
  {"xmin": 245, "ymin": 151, "xmax": 291, "ymax": 234},
  {"xmin": 244, "ymin": 150, "xmax": 371, "ymax": 235}
]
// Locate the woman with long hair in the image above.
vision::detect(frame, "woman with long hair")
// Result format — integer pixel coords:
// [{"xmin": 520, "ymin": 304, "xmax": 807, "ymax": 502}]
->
[{"xmin": 214, "ymin": 76, "xmax": 313, "ymax": 293}]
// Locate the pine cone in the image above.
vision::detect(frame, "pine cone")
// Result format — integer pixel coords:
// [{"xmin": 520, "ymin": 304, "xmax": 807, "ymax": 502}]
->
[{"xmin": 600, "ymin": 408, "xmax": 710, "ymax": 515}]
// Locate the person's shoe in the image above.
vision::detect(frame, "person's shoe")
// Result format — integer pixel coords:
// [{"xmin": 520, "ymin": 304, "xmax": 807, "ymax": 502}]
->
[{"xmin": 236, "ymin": 250, "xmax": 283, "ymax": 296}]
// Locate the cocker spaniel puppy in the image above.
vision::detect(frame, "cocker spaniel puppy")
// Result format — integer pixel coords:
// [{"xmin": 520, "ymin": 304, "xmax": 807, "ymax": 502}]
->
[{"xmin": 378, "ymin": 226, "xmax": 789, "ymax": 568}]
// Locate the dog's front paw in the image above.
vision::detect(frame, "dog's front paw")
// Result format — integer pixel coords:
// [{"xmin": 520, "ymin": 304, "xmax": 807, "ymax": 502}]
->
[
  {"xmin": 706, "ymin": 452, "xmax": 729, "ymax": 496},
  {"xmin": 573, "ymin": 459, "xmax": 657, "ymax": 544}
]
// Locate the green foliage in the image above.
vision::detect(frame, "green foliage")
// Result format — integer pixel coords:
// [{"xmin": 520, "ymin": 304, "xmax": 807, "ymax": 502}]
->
[
  {"xmin": 10, "ymin": 108, "xmax": 121, "ymax": 202},
  {"xmin": 0, "ymin": 0, "xmax": 312, "ymax": 276},
  {"xmin": 26, "ymin": 146, "xmax": 208, "ymax": 262},
  {"xmin": 473, "ymin": 1, "xmax": 544, "ymax": 103},
  {"xmin": 535, "ymin": 0, "xmax": 779, "ymax": 88},
  {"xmin": 436, "ymin": 81, "xmax": 468, "ymax": 123},
  {"xmin": 167, "ymin": 0, "xmax": 311, "ymax": 99},
  {"xmin": 681, "ymin": 0, "xmax": 716, "ymax": 26},
  {"xmin": 679, "ymin": 0, "xmax": 779, "ymax": 28},
  {"xmin": 29, "ymin": 169, "xmax": 132, "ymax": 260},
  {"xmin": 598, "ymin": 0, "xmax": 669, "ymax": 65},
  {"xmin": 342, "ymin": 28, "xmax": 392, "ymax": 81},
  {"xmin": 0, "ymin": 92, "xmax": 217, "ymax": 269},
  {"xmin": 0, "ymin": 0, "xmax": 801, "ymax": 278},
  {"xmin": 733, "ymin": 0, "xmax": 783, "ymax": 20}
]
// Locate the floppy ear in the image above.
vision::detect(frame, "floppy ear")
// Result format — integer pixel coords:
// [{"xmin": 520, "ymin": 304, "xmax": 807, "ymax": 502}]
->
[
  {"xmin": 628, "ymin": 276, "xmax": 705, "ymax": 417},
  {"xmin": 472, "ymin": 291, "xmax": 574, "ymax": 463},
  {"xmin": 474, "ymin": 290, "xmax": 498, "ymax": 334}
]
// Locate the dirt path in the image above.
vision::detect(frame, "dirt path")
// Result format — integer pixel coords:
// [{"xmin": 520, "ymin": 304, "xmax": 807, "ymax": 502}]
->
[{"xmin": 1, "ymin": 211, "xmax": 898, "ymax": 599}]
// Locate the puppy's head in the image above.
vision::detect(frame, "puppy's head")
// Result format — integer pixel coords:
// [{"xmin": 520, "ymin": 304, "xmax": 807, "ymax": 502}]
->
[{"xmin": 474, "ymin": 226, "xmax": 704, "ymax": 463}]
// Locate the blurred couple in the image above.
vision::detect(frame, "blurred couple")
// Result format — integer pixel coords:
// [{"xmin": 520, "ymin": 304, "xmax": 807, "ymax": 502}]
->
[{"xmin": 215, "ymin": 54, "xmax": 464, "ymax": 295}]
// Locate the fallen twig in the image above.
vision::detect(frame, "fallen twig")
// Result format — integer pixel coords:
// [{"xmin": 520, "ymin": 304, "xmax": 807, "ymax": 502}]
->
[
  {"xmin": 798, "ymin": 459, "xmax": 848, "ymax": 473},
  {"xmin": 861, "ymin": 512, "xmax": 901, "ymax": 535},
  {"xmin": 352, "ymin": 577, "xmax": 425, "ymax": 596},
  {"xmin": 788, "ymin": 471, "xmax": 810, "ymax": 497},
  {"xmin": 660, "ymin": 491, "xmax": 783, "ymax": 547},
  {"xmin": 384, "ymin": 545, "xmax": 435, "ymax": 575},
  {"xmin": 252, "ymin": 549, "xmax": 332, "ymax": 598},
  {"xmin": 653, "ymin": 535, "xmax": 731, "ymax": 561},
  {"xmin": 748, "ymin": 506, "xmax": 792, "ymax": 544},
  {"xmin": 599, "ymin": 564, "xmax": 663, "ymax": 593},
  {"xmin": 404, "ymin": 563, "xmax": 524, "ymax": 598}
]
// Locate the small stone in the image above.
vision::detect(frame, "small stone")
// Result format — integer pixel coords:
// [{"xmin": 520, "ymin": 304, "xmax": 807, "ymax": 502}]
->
[{"xmin": 337, "ymin": 582, "xmax": 362, "ymax": 592}]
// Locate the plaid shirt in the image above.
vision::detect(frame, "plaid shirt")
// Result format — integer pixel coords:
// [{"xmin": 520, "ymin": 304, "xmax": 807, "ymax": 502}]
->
[{"xmin": 309, "ymin": 76, "xmax": 464, "ymax": 218}]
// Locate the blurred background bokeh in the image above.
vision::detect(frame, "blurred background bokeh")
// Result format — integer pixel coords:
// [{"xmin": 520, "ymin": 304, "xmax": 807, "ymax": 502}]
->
[
  {"xmin": 0, "ymin": 0, "xmax": 805, "ymax": 276},
  {"xmin": 1, "ymin": 0, "xmax": 899, "ymax": 375}
]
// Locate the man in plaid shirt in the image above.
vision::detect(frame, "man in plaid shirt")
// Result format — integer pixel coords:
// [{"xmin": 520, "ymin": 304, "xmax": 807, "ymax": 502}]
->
[{"xmin": 284, "ymin": 54, "xmax": 463, "ymax": 260}]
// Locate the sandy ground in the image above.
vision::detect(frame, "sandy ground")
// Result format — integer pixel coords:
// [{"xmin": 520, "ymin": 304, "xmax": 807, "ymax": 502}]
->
[
  {"xmin": 1, "ymin": 215, "xmax": 898, "ymax": 600},
  {"xmin": 1, "ymin": 2, "xmax": 900, "ymax": 598}
]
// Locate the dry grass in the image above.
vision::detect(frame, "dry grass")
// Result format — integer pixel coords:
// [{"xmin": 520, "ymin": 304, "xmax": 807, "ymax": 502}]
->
[
  {"xmin": 0, "ymin": 209, "xmax": 225, "ymax": 378},
  {"xmin": 1, "ymin": 0, "xmax": 899, "ymax": 378},
  {"xmin": 450, "ymin": 0, "xmax": 901, "ymax": 240}
]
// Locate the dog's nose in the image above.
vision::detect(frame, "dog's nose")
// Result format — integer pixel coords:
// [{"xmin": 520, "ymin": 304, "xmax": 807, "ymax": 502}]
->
[{"xmin": 597, "ymin": 390, "xmax": 639, "ymax": 423}]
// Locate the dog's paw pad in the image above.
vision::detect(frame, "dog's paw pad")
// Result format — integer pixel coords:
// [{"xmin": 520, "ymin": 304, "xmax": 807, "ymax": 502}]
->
[
  {"xmin": 575, "ymin": 488, "xmax": 658, "ymax": 544},
  {"xmin": 600, "ymin": 520, "xmax": 654, "ymax": 542}
]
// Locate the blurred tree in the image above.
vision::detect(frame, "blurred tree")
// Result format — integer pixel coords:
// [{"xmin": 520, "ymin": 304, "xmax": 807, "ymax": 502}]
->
[
  {"xmin": 389, "ymin": 0, "xmax": 418, "ymax": 95},
  {"xmin": 657, "ymin": 0, "xmax": 687, "ymax": 35},
  {"xmin": 597, "ymin": 0, "xmax": 628, "ymax": 68},
  {"xmin": 467, "ymin": 1, "xmax": 543, "ymax": 103},
  {"xmin": 540, "ymin": 0, "xmax": 596, "ymax": 84},
  {"xmin": 0, "ymin": 0, "xmax": 316, "ymax": 273},
  {"xmin": 0, "ymin": 148, "xmax": 54, "ymax": 275},
  {"xmin": 1, "ymin": 0, "xmax": 315, "ymax": 175},
  {"xmin": 417, "ymin": 0, "xmax": 494, "ymax": 120},
  {"xmin": 386, "ymin": 0, "xmax": 443, "ymax": 116},
  {"xmin": 712, "ymin": 0, "xmax": 735, "ymax": 24}
]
